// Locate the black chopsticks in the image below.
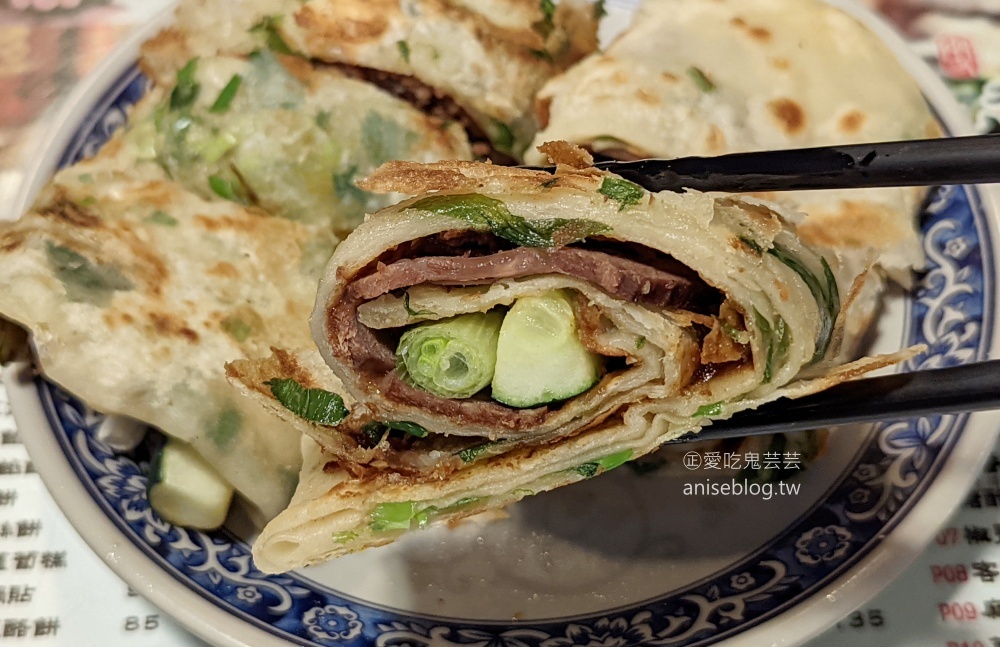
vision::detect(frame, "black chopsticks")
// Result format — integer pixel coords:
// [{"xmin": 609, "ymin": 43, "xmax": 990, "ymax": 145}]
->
[
  {"xmin": 667, "ymin": 359, "xmax": 1000, "ymax": 443},
  {"xmin": 529, "ymin": 134, "xmax": 1000, "ymax": 193}
]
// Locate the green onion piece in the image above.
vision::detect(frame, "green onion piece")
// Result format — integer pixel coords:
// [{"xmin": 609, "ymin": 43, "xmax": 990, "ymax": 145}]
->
[
  {"xmin": 397, "ymin": 40, "xmax": 411, "ymax": 62},
  {"xmin": 207, "ymin": 409, "xmax": 241, "ymax": 449},
  {"xmin": 530, "ymin": 48, "xmax": 554, "ymax": 62},
  {"xmin": 739, "ymin": 236, "xmax": 763, "ymax": 255},
  {"xmin": 598, "ymin": 177, "xmax": 645, "ymax": 211},
  {"xmin": 687, "ymin": 66, "xmax": 716, "ymax": 93},
  {"xmin": 694, "ymin": 402, "xmax": 723, "ymax": 417},
  {"xmin": 199, "ymin": 133, "xmax": 238, "ymax": 164},
  {"xmin": 370, "ymin": 502, "xmax": 416, "ymax": 532},
  {"xmin": 574, "ymin": 449, "xmax": 634, "ymax": 478},
  {"xmin": 767, "ymin": 245, "xmax": 839, "ymax": 362},
  {"xmin": 594, "ymin": 0, "xmax": 607, "ymax": 19},
  {"xmin": 490, "ymin": 119, "xmax": 516, "ymax": 153},
  {"xmin": 208, "ymin": 175, "xmax": 238, "ymax": 201},
  {"xmin": 413, "ymin": 497, "xmax": 485, "ymax": 529},
  {"xmin": 221, "ymin": 315, "xmax": 253, "ymax": 342},
  {"xmin": 398, "ymin": 312, "xmax": 503, "ymax": 399},
  {"xmin": 264, "ymin": 378, "xmax": 348, "ymax": 426},
  {"xmin": 170, "ymin": 58, "xmax": 201, "ymax": 110},
  {"xmin": 410, "ymin": 193, "xmax": 610, "ymax": 248},
  {"xmin": 413, "ymin": 506, "xmax": 439, "ymax": 529},
  {"xmin": 532, "ymin": 0, "xmax": 556, "ymax": 37},
  {"xmin": 146, "ymin": 210, "xmax": 178, "ymax": 227},
  {"xmin": 596, "ymin": 449, "xmax": 633, "ymax": 471},
  {"xmin": 385, "ymin": 421, "xmax": 429, "ymax": 438},
  {"xmin": 636, "ymin": 336, "xmax": 646, "ymax": 350},
  {"xmin": 45, "ymin": 241, "xmax": 133, "ymax": 305},
  {"xmin": 402, "ymin": 291, "xmax": 433, "ymax": 317},
  {"xmin": 540, "ymin": 0, "xmax": 556, "ymax": 25},
  {"xmin": 358, "ymin": 423, "xmax": 388, "ymax": 449},
  {"xmin": 457, "ymin": 442, "xmax": 495, "ymax": 463},
  {"xmin": 332, "ymin": 531, "xmax": 358, "ymax": 544},
  {"xmin": 249, "ymin": 16, "xmax": 295, "ymax": 56},
  {"xmin": 209, "ymin": 75, "xmax": 243, "ymax": 113}
]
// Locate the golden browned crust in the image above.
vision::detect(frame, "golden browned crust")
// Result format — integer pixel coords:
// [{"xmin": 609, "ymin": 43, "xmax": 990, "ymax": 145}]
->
[
  {"xmin": 536, "ymin": 140, "xmax": 594, "ymax": 169},
  {"xmin": 357, "ymin": 156, "xmax": 601, "ymax": 195}
]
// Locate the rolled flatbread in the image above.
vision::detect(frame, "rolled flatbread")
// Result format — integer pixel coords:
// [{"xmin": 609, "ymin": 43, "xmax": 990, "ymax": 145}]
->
[{"xmin": 232, "ymin": 154, "xmax": 916, "ymax": 570}]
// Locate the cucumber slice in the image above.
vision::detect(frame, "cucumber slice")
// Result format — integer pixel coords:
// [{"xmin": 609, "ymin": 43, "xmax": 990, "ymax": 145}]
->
[
  {"xmin": 491, "ymin": 291, "xmax": 602, "ymax": 408},
  {"xmin": 147, "ymin": 440, "xmax": 234, "ymax": 530}
]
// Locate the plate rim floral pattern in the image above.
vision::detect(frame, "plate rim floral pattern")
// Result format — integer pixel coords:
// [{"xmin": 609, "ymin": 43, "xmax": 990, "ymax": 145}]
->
[{"xmin": 7, "ymin": 3, "xmax": 1000, "ymax": 647}]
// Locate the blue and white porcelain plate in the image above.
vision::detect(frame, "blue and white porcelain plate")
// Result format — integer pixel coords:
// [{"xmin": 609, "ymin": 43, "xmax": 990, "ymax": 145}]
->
[{"xmin": 6, "ymin": 2, "xmax": 1000, "ymax": 647}]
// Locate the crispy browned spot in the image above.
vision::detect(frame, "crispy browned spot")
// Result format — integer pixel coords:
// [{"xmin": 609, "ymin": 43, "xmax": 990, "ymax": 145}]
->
[
  {"xmin": 775, "ymin": 280, "xmax": 790, "ymax": 302},
  {"xmin": 797, "ymin": 201, "xmax": 900, "ymax": 249},
  {"xmin": 37, "ymin": 193, "xmax": 101, "ymax": 228},
  {"xmin": 635, "ymin": 88, "xmax": 660, "ymax": 105},
  {"xmin": 0, "ymin": 232, "xmax": 25, "ymax": 253},
  {"xmin": 536, "ymin": 96, "xmax": 553, "ymax": 129},
  {"xmin": 276, "ymin": 53, "xmax": 315, "ymax": 87},
  {"xmin": 103, "ymin": 310, "xmax": 142, "ymax": 330},
  {"xmin": 731, "ymin": 16, "xmax": 771, "ymax": 41},
  {"xmin": 148, "ymin": 312, "xmax": 199, "ymax": 343},
  {"xmin": 701, "ymin": 302, "xmax": 748, "ymax": 365},
  {"xmin": 193, "ymin": 214, "xmax": 262, "ymax": 233},
  {"xmin": 612, "ymin": 70, "xmax": 630, "ymax": 85},
  {"xmin": 706, "ymin": 124, "xmax": 726, "ymax": 153},
  {"xmin": 358, "ymin": 159, "xmax": 601, "ymax": 195},
  {"xmin": 661, "ymin": 71, "xmax": 679, "ymax": 82},
  {"xmin": 111, "ymin": 222, "xmax": 170, "ymax": 298},
  {"xmin": 270, "ymin": 347, "xmax": 322, "ymax": 388},
  {"xmin": 207, "ymin": 262, "xmax": 239, "ymax": 279},
  {"xmin": 572, "ymin": 298, "xmax": 628, "ymax": 358},
  {"xmin": 768, "ymin": 98, "xmax": 805, "ymax": 134},
  {"xmin": 138, "ymin": 27, "xmax": 189, "ymax": 84},
  {"xmin": 839, "ymin": 110, "xmax": 866, "ymax": 134},
  {"xmin": 537, "ymin": 141, "xmax": 593, "ymax": 169},
  {"xmin": 131, "ymin": 181, "xmax": 176, "ymax": 210},
  {"xmin": 770, "ymin": 57, "xmax": 790, "ymax": 70},
  {"xmin": 294, "ymin": 2, "xmax": 393, "ymax": 46}
]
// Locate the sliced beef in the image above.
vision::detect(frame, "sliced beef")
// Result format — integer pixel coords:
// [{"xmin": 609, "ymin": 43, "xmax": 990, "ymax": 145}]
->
[{"xmin": 351, "ymin": 247, "xmax": 714, "ymax": 311}]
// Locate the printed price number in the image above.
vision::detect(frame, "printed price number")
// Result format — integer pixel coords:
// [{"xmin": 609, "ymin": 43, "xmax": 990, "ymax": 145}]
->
[
  {"xmin": 123, "ymin": 615, "xmax": 159, "ymax": 632},
  {"xmin": 933, "ymin": 564, "xmax": 970, "ymax": 584},
  {"xmin": 835, "ymin": 608, "xmax": 885, "ymax": 630},
  {"xmin": 940, "ymin": 602, "xmax": 980, "ymax": 622},
  {"xmin": 939, "ymin": 527, "xmax": 961, "ymax": 547}
]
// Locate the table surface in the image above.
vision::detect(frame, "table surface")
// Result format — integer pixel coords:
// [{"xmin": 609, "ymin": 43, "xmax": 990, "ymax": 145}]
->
[{"xmin": 4, "ymin": 0, "xmax": 1000, "ymax": 645}]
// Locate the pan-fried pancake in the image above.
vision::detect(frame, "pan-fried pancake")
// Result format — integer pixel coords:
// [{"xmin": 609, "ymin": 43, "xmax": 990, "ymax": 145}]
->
[
  {"xmin": 154, "ymin": 0, "xmax": 600, "ymax": 159},
  {"xmin": 226, "ymin": 156, "xmax": 917, "ymax": 570},
  {"xmin": 526, "ymin": 0, "xmax": 939, "ymax": 286}
]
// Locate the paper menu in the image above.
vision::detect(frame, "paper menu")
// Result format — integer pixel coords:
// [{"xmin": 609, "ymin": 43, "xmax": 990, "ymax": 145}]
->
[{"xmin": 0, "ymin": 385, "xmax": 205, "ymax": 646}]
